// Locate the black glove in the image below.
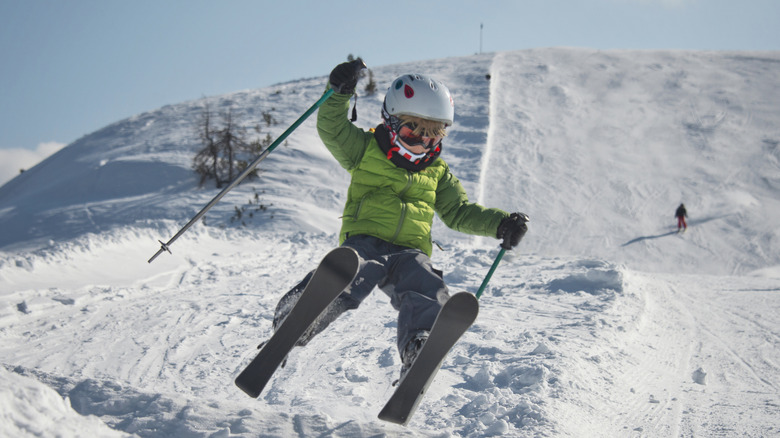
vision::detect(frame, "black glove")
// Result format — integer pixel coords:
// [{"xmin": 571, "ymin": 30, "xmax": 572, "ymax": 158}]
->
[
  {"xmin": 329, "ymin": 58, "xmax": 366, "ymax": 95},
  {"xmin": 497, "ymin": 212, "xmax": 529, "ymax": 250}
]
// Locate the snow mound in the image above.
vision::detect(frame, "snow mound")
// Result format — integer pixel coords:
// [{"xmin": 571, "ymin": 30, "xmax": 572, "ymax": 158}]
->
[
  {"xmin": 1, "ymin": 367, "xmax": 130, "ymax": 438},
  {"xmin": 546, "ymin": 260, "xmax": 624, "ymax": 295}
]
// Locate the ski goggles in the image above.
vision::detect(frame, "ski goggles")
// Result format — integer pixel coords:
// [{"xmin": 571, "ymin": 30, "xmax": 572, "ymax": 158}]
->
[{"xmin": 398, "ymin": 123, "xmax": 444, "ymax": 150}]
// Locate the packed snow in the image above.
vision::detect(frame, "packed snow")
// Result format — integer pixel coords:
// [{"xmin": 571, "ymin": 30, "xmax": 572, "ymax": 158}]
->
[{"xmin": 1, "ymin": 48, "xmax": 779, "ymax": 437}]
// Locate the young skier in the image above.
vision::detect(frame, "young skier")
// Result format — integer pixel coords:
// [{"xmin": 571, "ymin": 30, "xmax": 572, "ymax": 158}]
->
[
  {"xmin": 272, "ymin": 59, "xmax": 528, "ymax": 378},
  {"xmin": 676, "ymin": 203, "xmax": 687, "ymax": 232}
]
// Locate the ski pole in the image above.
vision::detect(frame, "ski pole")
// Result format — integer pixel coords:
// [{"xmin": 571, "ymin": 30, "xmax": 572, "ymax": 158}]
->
[
  {"xmin": 475, "ymin": 247, "xmax": 506, "ymax": 299},
  {"xmin": 147, "ymin": 88, "xmax": 335, "ymax": 264}
]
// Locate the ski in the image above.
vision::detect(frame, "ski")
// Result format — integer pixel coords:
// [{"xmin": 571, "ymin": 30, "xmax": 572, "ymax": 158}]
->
[
  {"xmin": 235, "ymin": 246, "xmax": 359, "ymax": 398},
  {"xmin": 378, "ymin": 292, "xmax": 479, "ymax": 425}
]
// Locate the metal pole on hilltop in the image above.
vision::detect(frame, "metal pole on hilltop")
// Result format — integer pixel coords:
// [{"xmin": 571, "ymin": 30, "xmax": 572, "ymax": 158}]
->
[{"xmin": 480, "ymin": 23, "xmax": 483, "ymax": 54}]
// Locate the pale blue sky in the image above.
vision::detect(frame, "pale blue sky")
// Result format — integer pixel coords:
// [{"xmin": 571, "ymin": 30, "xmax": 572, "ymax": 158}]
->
[{"xmin": 0, "ymin": 0, "xmax": 778, "ymax": 184}]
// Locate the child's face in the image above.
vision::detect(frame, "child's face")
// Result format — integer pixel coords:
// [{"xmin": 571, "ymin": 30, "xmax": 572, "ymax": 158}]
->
[{"xmin": 397, "ymin": 124, "xmax": 444, "ymax": 154}]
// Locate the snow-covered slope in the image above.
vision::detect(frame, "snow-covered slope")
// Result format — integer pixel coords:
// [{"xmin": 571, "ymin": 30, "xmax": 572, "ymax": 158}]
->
[{"xmin": 1, "ymin": 48, "xmax": 778, "ymax": 437}]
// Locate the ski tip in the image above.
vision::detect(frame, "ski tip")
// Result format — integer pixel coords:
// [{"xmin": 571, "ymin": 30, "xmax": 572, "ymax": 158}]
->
[
  {"xmin": 234, "ymin": 375, "xmax": 262, "ymax": 398},
  {"xmin": 449, "ymin": 291, "xmax": 479, "ymax": 307},
  {"xmin": 377, "ymin": 411, "xmax": 410, "ymax": 426},
  {"xmin": 324, "ymin": 246, "xmax": 360, "ymax": 273},
  {"xmin": 331, "ymin": 246, "xmax": 359, "ymax": 259}
]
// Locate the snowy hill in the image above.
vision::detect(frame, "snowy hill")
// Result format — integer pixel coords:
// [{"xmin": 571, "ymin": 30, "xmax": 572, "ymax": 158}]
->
[{"xmin": 1, "ymin": 48, "xmax": 779, "ymax": 437}]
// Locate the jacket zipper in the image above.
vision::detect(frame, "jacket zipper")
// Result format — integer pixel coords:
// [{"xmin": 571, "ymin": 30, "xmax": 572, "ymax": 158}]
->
[{"xmin": 390, "ymin": 171, "xmax": 414, "ymax": 243}]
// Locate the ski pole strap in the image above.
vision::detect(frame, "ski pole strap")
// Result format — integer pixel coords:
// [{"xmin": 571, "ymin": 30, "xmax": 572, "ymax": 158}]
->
[
  {"xmin": 476, "ymin": 247, "xmax": 506, "ymax": 299},
  {"xmin": 148, "ymin": 88, "xmax": 336, "ymax": 264}
]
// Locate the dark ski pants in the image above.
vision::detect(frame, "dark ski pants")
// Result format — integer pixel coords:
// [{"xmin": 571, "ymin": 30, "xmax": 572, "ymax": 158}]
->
[{"xmin": 272, "ymin": 234, "xmax": 449, "ymax": 355}]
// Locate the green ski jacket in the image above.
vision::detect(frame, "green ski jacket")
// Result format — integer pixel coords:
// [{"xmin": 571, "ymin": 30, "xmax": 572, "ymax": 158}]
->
[{"xmin": 317, "ymin": 89, "xmax": 509, "ymax": 256}]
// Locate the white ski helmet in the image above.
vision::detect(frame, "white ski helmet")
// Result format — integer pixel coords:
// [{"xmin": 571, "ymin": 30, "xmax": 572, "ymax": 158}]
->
[{"xmin": 383, "ymin": 74, "xmax": 454, "ymax": 126}]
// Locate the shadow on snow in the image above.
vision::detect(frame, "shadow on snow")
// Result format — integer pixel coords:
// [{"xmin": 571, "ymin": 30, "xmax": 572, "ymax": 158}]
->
[{"xmin": 621, "ymin": 214, "xmax": 733, "ymax": 247}]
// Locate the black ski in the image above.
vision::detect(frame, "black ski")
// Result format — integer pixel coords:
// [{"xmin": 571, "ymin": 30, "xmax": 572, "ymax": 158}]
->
[
  {"xmin": 235, "ymin": 246, "xmax": 359, "ymax": 398},
  {"xmin": 378, "ymin": 292, "xmax": 479, "ymax": 425}
]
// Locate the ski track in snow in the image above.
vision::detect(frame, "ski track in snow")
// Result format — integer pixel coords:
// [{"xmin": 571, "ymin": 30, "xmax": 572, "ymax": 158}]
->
[
  {"xmin": 4, "ymin": 235, "xmax": 778, "ymax": 437},
  {"xmin": 1, "ymin": 49, "xmax": 780, "ymax": 437}
]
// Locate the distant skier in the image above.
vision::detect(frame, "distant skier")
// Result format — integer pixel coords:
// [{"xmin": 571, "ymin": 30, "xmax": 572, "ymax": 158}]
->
[
  {"xmin": 676, "ymin": 203, "xmax": 687, "ymax": 232},
  {"xmin": 271, "ymin": 60, "xmax": 528, "ymax": 379}
]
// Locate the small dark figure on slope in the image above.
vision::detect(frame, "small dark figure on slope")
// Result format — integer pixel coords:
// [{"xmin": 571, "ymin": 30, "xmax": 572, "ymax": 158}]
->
[{"xmin": 676, "ymin": 203, "xmax": 687, "ymax": 232}]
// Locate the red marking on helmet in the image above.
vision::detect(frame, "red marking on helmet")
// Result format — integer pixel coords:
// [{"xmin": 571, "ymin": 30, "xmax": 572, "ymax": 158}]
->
[{"xmin": 404, "ymin": 85, "xmax": 414, "ymax": 98}]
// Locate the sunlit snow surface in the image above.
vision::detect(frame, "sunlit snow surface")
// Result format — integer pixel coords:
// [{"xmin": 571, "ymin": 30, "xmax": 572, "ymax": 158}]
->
[{"xmin": 1, "ymin": 49, "xmax": 779, "ymax": 437}]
